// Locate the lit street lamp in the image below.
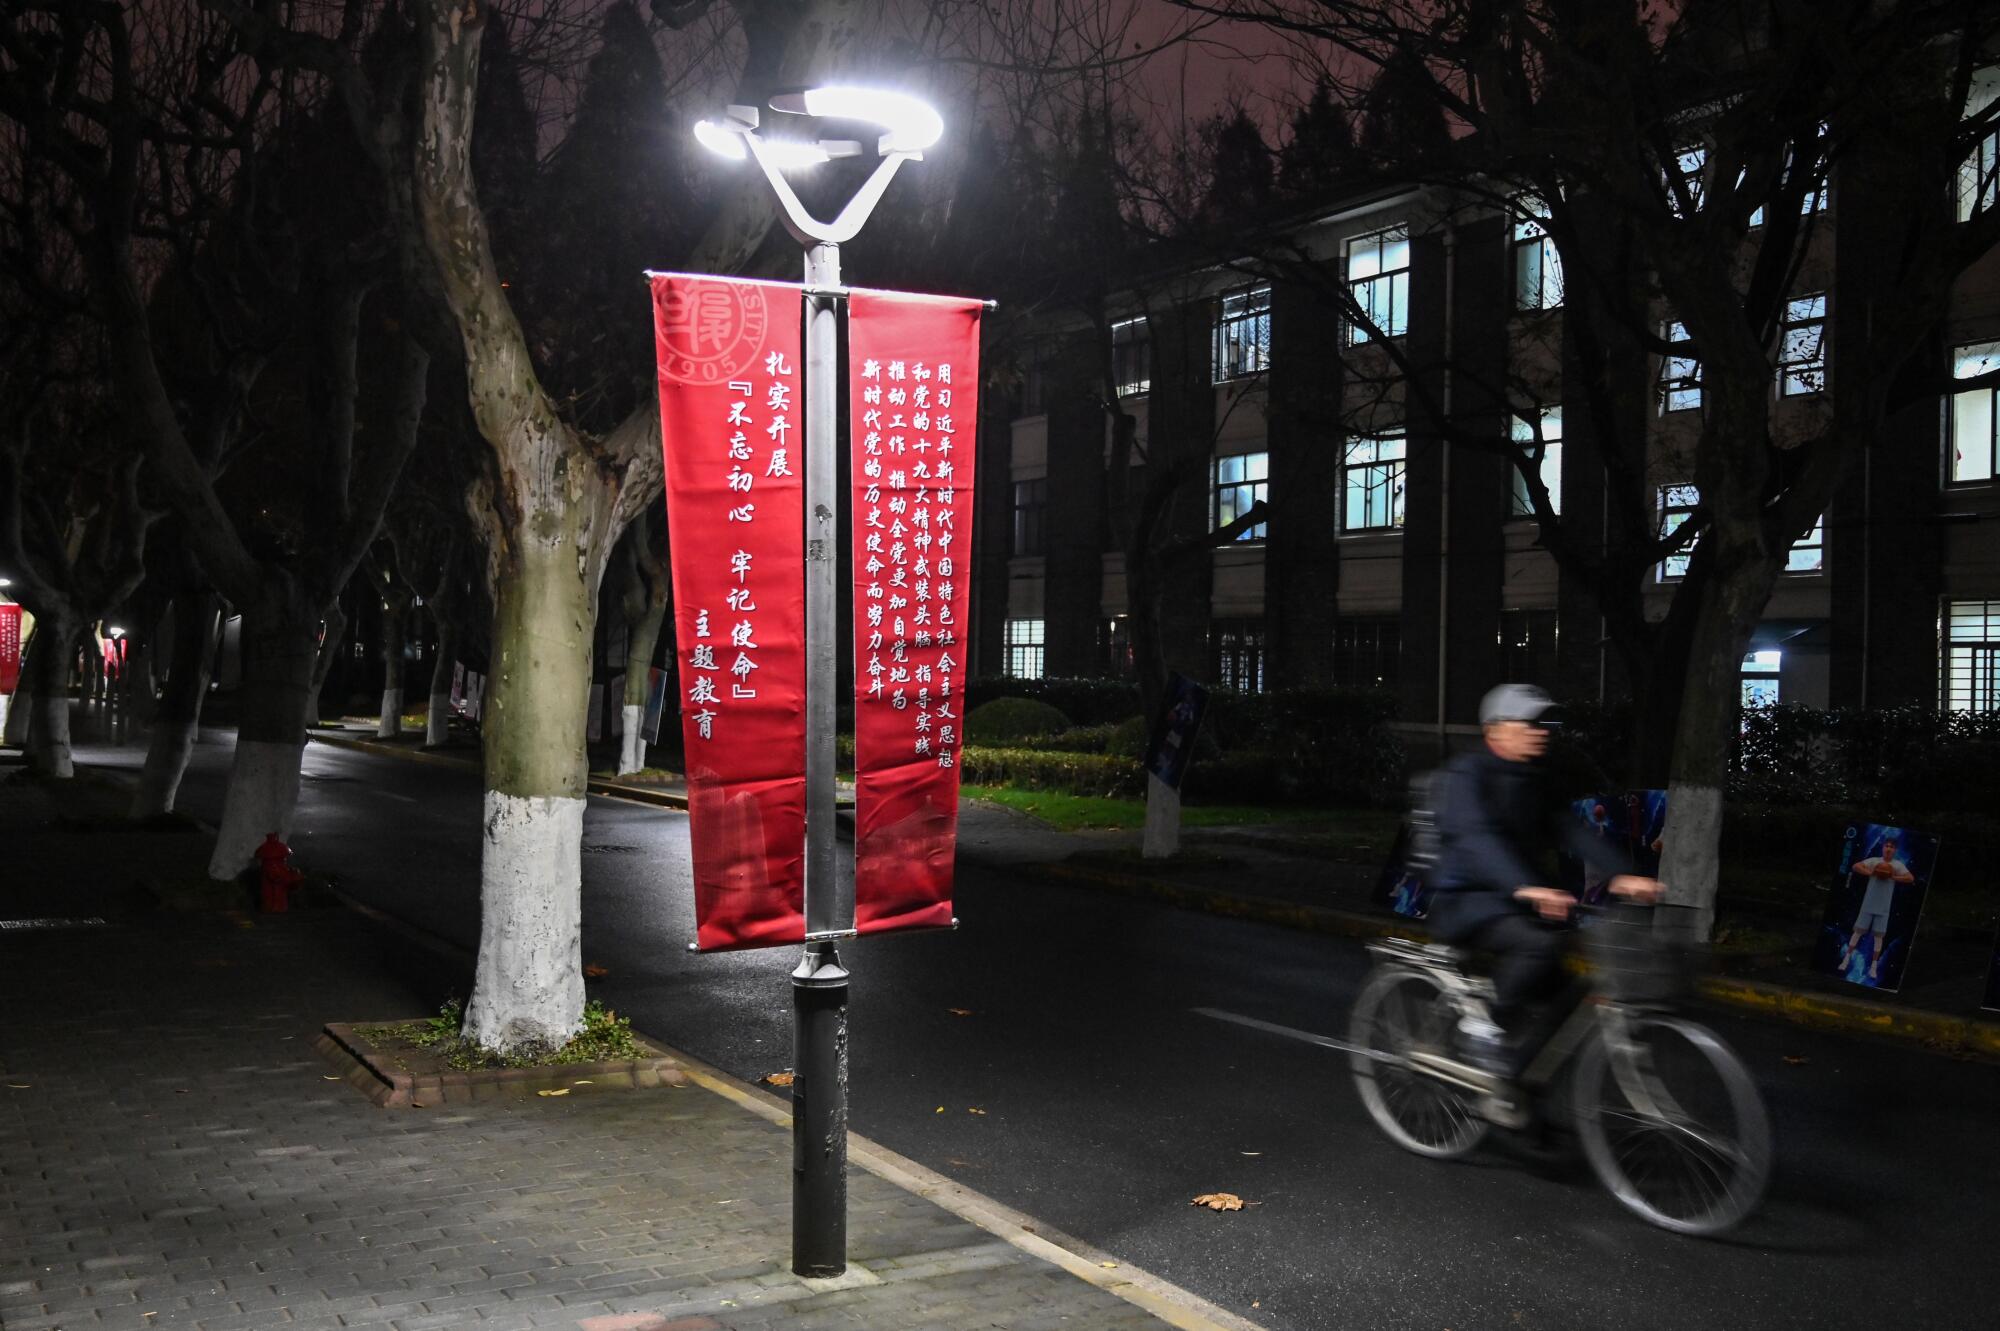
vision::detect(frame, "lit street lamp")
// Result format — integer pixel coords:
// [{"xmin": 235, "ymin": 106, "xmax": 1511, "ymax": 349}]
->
[{"xmin": 694, "ymin": 84, "xmax": 941, "ymax": 1280}]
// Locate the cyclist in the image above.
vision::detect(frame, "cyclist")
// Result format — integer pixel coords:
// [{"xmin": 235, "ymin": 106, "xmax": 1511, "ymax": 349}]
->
[{"xmin": 1428, "ymin": 683, "xmax": 1665, "ymax": 1076}]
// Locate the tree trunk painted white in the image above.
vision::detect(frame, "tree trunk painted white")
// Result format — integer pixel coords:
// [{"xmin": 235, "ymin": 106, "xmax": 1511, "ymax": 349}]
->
[
  {"xmin": 207, "ymin": 611, "xmax": 317, "ymax": 879},
  {"xmin": 24, "ymin": 615, "xmax": 77, "ymax": 779},
  {"xmin": 378, "ymin": 686, "xmax": 403, "ymax": 738},
  {"xmin": 425, "ymin": 623, "xmax": 457, "ymax": 747},
  {"xmin": 304, "ymin": 603, "xmax": 347, "ymax": 733},
  {"xmin": 618, "ymin": 704, "xmax": 645, "ymax": 774},
  {"xmin": 1657, "ymin": 782, "xmax": 1725, "ymax": 943},
  {"xmin": 1142, "ymin": 771, "xmax": 1181, "ymax": 859},
  {"xmin": 377, "ymin": 594, "xmax": 408, "ymax": 738},
  {"xmin": 463, "ymin": 790, "xmax": 589, "ymax": 1052},
  {"xmin": 133, "ymin": 592, "xmax": 220, "ymax": 818}
]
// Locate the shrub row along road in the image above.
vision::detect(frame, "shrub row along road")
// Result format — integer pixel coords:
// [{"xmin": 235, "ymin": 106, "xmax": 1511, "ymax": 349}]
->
[{"xmin": 82, "ymin": 733, "xmax": 2000, "ymax": 1331}]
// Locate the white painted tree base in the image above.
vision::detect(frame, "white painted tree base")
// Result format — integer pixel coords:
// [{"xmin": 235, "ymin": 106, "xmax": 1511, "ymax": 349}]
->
[
  {"xmin": 378, "ymin": 688, "xmax": 403, "ymax": 739},
  {"xmin": 617, "ymin": 705, "xmax": 645, "ymax": 774},
  {"xmin": 132, "ymin": 719, "xmax": 198, "ymax": 817},
  {"xmin": 464, "ymin": 791, "xmax": 587, "ymax": 1054},
  {"xmin": 426, "ymin": 692, "xmax": 450, "ymax": 747},
  {"xmin": 28, "ymin": 693, "xmax": 73, "ymax": 778},
  {"xmin": 1142, "ymin": 771, "xmax": 1180, "ymax": 860},
  {"xmin": 209, "ymin": 739, "xmax": 305, "ymax": 879},
  {"xmin": 1658, "ymin": 781, "xmax": 1723, "ymax": 943}
]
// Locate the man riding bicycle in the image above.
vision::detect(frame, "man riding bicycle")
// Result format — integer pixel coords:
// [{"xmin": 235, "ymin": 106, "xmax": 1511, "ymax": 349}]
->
[{"xmin": 1428, "ymin": 684, "xmax": 1665, "ymax": 1075}]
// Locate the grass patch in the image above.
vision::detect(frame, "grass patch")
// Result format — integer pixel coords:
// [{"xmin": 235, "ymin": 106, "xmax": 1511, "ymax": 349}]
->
[
  {"xmin": 357, "ymin": 999, "xmax": 647, "ymax": 1073},
  {"xmin": 960, "ymin": 784, "xmax": 1344, "ymax": 833},
  {"xmin": 589, "ymin": 767, "xmax": 682, "ymax": 785}
]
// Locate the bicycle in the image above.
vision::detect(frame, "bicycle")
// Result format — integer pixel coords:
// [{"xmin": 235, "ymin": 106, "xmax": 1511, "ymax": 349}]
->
[{"xmin": 1348, "ymin": 902, "xmax": 1772, "ymax": 1236}]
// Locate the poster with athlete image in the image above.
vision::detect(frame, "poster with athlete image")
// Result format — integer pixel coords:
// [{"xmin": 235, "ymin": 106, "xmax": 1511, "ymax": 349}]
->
[
  {"xmin": 1813, "ymin": 822, "xmax": 1939, "ymax": 993},
  {"xmin": 1562, "ymin": 791, "xmax": 1667, "ymax": 904}
]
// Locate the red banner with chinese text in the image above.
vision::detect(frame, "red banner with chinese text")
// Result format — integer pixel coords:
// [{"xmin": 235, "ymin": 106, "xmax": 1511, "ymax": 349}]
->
[
  {"xmin": 652, "ymin": 274, "xmax": 808, "ymax": 951},
  {"xmin": 848, "ymin": 291, "xmax": 983, "ymax": 935},
  {"xmin": 0, "ymin": 604, "xmax": 21, "ymax": 695}
]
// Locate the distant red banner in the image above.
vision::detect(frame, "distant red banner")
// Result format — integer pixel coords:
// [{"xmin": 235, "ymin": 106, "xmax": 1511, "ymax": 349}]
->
[
  {"xmin": 848, "ymin": 291, "xmax": 983, "ymax": 935},
  {"xmin": 0, "ymin": 604, "xmax": 20, "ymax": 695},
  {"xmin": 652, "ymin": 274, "xmax": 808, "ymax": 951}
]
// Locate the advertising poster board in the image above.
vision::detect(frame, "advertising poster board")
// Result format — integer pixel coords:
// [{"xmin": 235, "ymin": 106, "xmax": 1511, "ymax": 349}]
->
[{"xmin": 1812, "ymin": 822, "xmax": 1939, "ymax": 993}]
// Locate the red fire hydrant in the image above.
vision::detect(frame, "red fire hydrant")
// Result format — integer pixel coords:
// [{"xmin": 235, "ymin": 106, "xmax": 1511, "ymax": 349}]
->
[{"xmin": 255, "ymin": 832, "xmax": 303, "ymax": 913}]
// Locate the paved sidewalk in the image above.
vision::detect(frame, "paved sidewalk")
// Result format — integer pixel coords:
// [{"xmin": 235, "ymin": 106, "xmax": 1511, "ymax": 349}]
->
[{"xmin": 0, "ymin": 767, "xmax": 1218, "ymax": 1331}]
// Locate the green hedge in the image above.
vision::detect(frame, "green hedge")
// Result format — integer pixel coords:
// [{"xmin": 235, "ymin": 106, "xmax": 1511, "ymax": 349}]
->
[
  {"xmin": 963, "ymin": 677, "xmax": 1141, "ymax": 725},
  {"xmin": 964, "ymin": 697, "xmax": 1073, "ymax": 744}
]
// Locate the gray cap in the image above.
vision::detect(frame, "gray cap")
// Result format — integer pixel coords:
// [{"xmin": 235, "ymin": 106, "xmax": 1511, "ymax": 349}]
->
[{"xmin": 1479, "ymin": 682, "xmax": 1557, "ymax": 726}]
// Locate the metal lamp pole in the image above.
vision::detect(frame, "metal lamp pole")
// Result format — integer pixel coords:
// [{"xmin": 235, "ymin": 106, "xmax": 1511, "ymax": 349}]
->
[{"xmin": 698, "ymin": 93, "xmax": 936, "ymax": 1278}]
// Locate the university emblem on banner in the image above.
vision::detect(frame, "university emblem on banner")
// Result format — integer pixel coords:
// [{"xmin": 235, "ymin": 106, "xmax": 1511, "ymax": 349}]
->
[{"xmin": 653, "ymin": 280, "xmax": 773, "ymax": 385}]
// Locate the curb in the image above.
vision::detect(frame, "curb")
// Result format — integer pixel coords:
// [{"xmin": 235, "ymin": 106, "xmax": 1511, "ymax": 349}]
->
[
  {"xmin": 324, "ymin": 884, "xmax": 1263, "ymax": 1331},
  {"xmin": 1022, "ymin": 862, "xmax": 2000, "ymax": 1063}
]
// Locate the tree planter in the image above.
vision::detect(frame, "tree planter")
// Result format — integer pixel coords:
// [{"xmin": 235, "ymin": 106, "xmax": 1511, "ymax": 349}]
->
[{"xmin": 315, "ymin": 1019, "xmax": 685, "ymax": 1108}]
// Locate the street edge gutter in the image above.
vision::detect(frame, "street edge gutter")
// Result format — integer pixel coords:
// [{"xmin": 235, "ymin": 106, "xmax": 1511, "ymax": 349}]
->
[
  {"xmin": 308, "ymin": 731, "xmax": 693, "ymax": 809},
  {"xmin": 324, "ymin": 882, "xmax": 1265, "ymax": 1331},
  {"xmin": 1025, "ymin": 862, "xmax": 2000, "ymax": 1063}
]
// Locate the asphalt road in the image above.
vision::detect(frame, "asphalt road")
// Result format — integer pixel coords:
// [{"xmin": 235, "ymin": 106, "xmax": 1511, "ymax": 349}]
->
[{"xmin": 82, "ymin": 730, "xmax": 2000, "ymax": 1331}]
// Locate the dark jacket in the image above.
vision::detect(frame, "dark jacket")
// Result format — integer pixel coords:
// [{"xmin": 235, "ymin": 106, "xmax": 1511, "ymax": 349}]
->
[{"xmin": 1427, "ymin": 746, "xmax": 1628, "ymax": 938}]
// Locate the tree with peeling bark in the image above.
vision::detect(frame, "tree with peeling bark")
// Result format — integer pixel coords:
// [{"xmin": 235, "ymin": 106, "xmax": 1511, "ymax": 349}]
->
[
  {"xmin": 409, "ymin": 0, "xmax": 871, "ymax": 1053},
  {"xmin": 614, "ymin": 508, "xmax": 671, "ymax": 776},
  {"xmin": 0, "ymin": 3, "xmax": 442, "ymax": 877},
  {"xmin": 1165, "ymin": 0, "xmax": 2000, "ymax": 936},
  {"xmin": 367, "ymin": 541, "xmax": 415, "ymax": 739}
]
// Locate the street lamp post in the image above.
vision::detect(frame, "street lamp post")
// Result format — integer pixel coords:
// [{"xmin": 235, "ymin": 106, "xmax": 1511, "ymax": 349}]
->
[{"xmin": 694, "ymin": 87, "xmax": 941, "ymax": 1279}]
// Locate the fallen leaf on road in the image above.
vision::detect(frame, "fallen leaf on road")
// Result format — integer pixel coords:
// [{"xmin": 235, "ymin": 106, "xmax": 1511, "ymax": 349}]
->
[
  {"xmin": 572, "ymin": 1079, "xmax": 593, "ymax": 1085},
  {"xmin": 5, "ymin": 1083, "xmax": 30, "ymax": 1090},
  {"xmin": 968, "ymin": 1107, "xmax": 987, "ymax": 1115},
  {"xmin": 1239, "ymin": 1151, "xmax": 1262, "ymax": 1156},
  {"xmin": 1099, "ymin": 1261, "xmax": 1117, "ymax": 1269},
  {"xmin": 584, "ymin": 964, "xmax": 610, "ymax": 978},
  {"xmin": 1782, "ymin": 1055, "xmax": 1810, "ymax": 1066},
  {"xmin": 763, "ymin": 1072, "xmax": 796, "ymax": 1087},
  {"xmin": 322, "ymin": 1075, "xmax": 341, "ymax": 1082},
  {"xmin": 1192, "ymin": 1192, "xmax": 1249, "ymax": 1212},
  {"xmin": 537, "ymin": 1088, "xmax": 570, "ymax": 1097},
  {"xmin": 948, "ymin": 1008, "xmax": 973, "ymax": 1016},
  {"xmin": 936, "ymin": 1106, "xmax": 945, "ymax": 1113}
]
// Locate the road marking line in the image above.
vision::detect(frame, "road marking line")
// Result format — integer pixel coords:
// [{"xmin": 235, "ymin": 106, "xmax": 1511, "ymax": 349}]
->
[{"xmin": 1193, "ymin": 1006, "xmax": 1359, "ymax": 1055}]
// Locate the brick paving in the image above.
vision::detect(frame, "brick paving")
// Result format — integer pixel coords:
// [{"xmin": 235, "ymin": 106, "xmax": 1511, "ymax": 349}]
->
[{"xmin": 0, "ymin": 768, "xmax": 1170, "ymax": 1330}]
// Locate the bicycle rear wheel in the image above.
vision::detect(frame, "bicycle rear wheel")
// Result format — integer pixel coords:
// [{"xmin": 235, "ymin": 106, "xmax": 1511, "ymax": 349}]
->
[
  {"xmin": 1349, "ymin": 965, "xmax": 1488, "ymax": 1159},
  {"xmin": 1573, "ymin": 1013, "xmax": 1771, "ymax": 1236}
]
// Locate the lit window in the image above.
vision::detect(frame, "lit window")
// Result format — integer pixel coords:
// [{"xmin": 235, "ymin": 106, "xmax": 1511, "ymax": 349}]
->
[
  {"xmin": 1003, "ymin": 619, "xmax": 1045, "ymax": 680},
  {"xmin": 1747, "ymin": 124, "xmax": 1830, "ymax": 226},
  {"xmin": 1667, "ymin": 145, "xmax": 1707, "ymax": 217},
  {"xmin": 1509, "ymin": 406, "xmax": 1563, "ymax": 517},
  {"xmin": 1011, "ymin": 478, "xmax": 1046, "ymax": 557},
  {"xmin": 1742, "ymin": 649, "xmax": 1782, "ymax": 709},
  {"xmin": 1346, "ymin": 230, "xmax": 1411, "ymax": 343},
  {"xmin": 1777, "ymin": 294, "xmax": 1828, "ymax": 396},
  {"xmin": 1112, "ymin": 317, "xmax": 1151, "ymax": 397},
  {"xmin": 1958, "ymin": 68, "xmax": 2000, "ymax": 223},
  {"xmin": 1213, "ymin": 287, "xmax": 1271, "ymax": 382},
  {"xmin": 1513, "ymin": 196, "xmax": 1563, "ymax": 311},
  {"xmin": 1658, "ymin": 483, "xmax": 1703, "ymax": 581},
  {"xmin": 1787, "ymin": 514, "xmax": 1825, "ymax": 573},
  {"xmin": 1342, "ymin": 434, "xmax": 1406, "ymax": 531},
  {"xmin": 1214, "ymin": 451, "xmax": 1269, "ymax": 541},
  {"xmin": 1950, "ymin": 341, "xmax": 2000, "ymax": 483},
  {"xmin": 1944, "ymin": 601, "xmax": 2000, "ymax": 711},
  {"xmin": 1213, "ymin": 619, "xmax": 1267, "ymax": 692},
  {"xmin": 1659, "ymin": 320, "xmax": 1702, "ymax": 413}
]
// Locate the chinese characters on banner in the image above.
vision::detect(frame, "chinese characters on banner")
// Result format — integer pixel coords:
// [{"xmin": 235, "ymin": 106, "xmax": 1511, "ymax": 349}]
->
[
  {"xmin": 652, "ymin": 274, "xmax": 809, "ymax": 951},
  {"xmin": 847, "ymin": 291, "xmax": 984, "ymax": 935},
  {"xmin": 0, "ymin": 604, "xmax": 21, "ymax": 695}
]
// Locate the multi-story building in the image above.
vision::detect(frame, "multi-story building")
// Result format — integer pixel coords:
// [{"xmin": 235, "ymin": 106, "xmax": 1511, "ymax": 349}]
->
[{"xmin": 970, "ymin": 119, "xmax": 2000, "ymax": 737}]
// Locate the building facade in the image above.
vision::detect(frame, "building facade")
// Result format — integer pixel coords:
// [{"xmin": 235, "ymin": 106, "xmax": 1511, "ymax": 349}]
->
[{"xmin": 970, "ymin": 129, "xmax": 2000, "ymax": 730}]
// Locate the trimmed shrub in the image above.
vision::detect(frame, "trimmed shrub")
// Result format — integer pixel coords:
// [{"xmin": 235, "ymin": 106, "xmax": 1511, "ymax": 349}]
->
[
  {"xmin": 1015, "ymin": 723, "xmax": 1120, "ymax": 754},
  {"xmin": 958, "ymin": 746, "xmax": 1143, "ymax": 797},
  {"xmin": 964, "ymin": 697, "xmax": 1073, "ymax": 745},
  {"xmin": 963, "ymin": 677, "xmax": 1140, "ymax": 726}
]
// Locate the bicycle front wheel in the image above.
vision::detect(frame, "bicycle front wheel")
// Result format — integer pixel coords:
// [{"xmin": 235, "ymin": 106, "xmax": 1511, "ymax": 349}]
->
[
  {"xmin": 1349, "ymin": 965, "xmax": 1488, "ymax": 1160},
  {"xmin": 1573, "ymin": 1013, "xmax": 1771, "ymax": 1236}
]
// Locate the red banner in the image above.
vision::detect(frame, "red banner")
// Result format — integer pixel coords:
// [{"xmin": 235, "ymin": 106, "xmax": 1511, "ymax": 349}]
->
[
  {"xmin": 652, "ymin": 274, "xmax": 808, "ymax": 951},
  {"xmin": 848, "ymin": 291, "xmax": 983, "ymax": 935},
  {"xmin": 0, "ymin": 604, "xmax": 20, "ymax": 695}
]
